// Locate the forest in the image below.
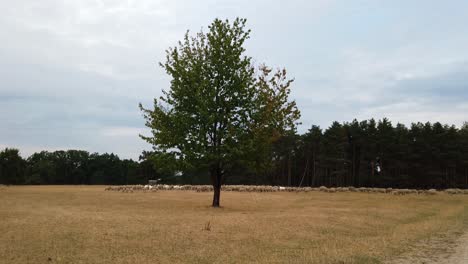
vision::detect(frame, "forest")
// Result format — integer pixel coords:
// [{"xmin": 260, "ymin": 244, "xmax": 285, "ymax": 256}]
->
[
  {"xmin": 0, "ymin": 149, "xmax": 158, "ymax": 185},
  {"xmin": 2, "ymin": 118, "xmax": 468, "ymax": 189}
]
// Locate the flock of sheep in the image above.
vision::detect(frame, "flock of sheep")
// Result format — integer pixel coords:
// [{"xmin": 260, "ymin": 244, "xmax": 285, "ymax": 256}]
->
[{"xmin": 104, "ymin": 184, "xmax": 468, "ymax": 195}]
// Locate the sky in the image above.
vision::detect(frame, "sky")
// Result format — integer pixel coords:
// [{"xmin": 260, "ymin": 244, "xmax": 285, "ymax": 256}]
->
[{"xmin": 1, "ymin": 0, "xmax": 468, "ymax": 160}]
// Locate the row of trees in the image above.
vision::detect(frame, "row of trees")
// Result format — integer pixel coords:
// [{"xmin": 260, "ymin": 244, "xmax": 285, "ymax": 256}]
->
[
  {"xmin": 4, "ymin": 119, "xmax": 466, "ymax": 189},
  {"xmin": 0, "ymin": 149, "xmax": 158, "ymax": 185},
  {"xmin": 149, "ymin": 119, "xmax": 468, "ymax": 190},
  {"xmin": 256, "ymin": 119, "xmax": 468, "ymax": 189}
]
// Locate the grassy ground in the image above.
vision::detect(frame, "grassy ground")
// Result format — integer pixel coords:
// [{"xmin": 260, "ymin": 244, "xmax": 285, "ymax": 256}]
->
[{"xmin": 0, "ymin": 186, "xmax": 467, "ymax": 264}]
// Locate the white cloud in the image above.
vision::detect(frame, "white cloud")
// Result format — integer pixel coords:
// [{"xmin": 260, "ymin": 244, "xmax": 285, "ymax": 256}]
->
[{"xmin": 100, "ymin": 126, "xmax": 146, "ymax": 137}]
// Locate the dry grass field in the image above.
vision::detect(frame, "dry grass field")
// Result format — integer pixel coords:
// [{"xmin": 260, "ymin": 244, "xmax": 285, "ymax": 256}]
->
[{"xmin": 1, "ymin": 186, "xmax": 467, "ymax": 264}]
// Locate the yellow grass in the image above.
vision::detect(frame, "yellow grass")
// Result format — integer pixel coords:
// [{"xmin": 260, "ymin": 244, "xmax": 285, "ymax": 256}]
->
[{"xmin": 0, "ymin": 186, "xmax": 467, "ymax": 264}]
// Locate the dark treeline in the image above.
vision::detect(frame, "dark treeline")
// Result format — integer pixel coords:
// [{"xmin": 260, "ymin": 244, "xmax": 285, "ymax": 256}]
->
[
  {"xmin": 250, "ymin": 118, "xmax": 468, "ymax": 189},
  {"xmin": 0, "ymin": 149, "xmax": 158, "ymax": 185},
  {"xmin": 2, "ymin": 118, "xmax": 468, "ymax": 189}
]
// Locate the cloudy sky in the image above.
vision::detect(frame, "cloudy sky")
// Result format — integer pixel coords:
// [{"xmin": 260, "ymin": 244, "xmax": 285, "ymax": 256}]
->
[{"xmin": 1, "ymin": 0, "xmax": 468, "ymax": 159}]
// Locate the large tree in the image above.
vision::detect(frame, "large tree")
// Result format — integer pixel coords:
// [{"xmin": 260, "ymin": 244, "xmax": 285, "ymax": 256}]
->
[
  {"xmin": 140, "ymin": 18, "xmax": 299, "ymax": 207},
  {"xmin": 0, "ymin": 148, "xmax": 25, "ymax": 184}
]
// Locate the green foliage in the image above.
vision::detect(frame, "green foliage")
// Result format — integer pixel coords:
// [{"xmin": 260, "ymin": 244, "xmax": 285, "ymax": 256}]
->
[
  {"xmin": 0, "ymin": 148, "xmax": 25, "ymax": 184},
  {"xmin": 141, "ymin": 18, "xmax": 254, "ymax": 173},
  {"xmin": 248, "ymin": 65, "xmax": 301, "ymax": 178},
  {"xmin": 140, "ymin": 18, "xmax": 300, "ymax": 193},
  {"xmin": 0, "ymin": 149, "xmax": 158, "ymax": 185}
]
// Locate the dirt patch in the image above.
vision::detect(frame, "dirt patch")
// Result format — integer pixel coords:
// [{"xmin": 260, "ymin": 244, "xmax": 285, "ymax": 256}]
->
[
  {"xmin": 445, "ymin": 232, "xmax": 468, "ymax": 264},
  {"xmin": 387, "ymin": 229, "xmax": 468, "ymax": 264}
]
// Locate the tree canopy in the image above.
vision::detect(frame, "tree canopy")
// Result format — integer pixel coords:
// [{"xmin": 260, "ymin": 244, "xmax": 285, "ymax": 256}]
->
[{"xmin": 140, "ymin": 18, "xmax": 300, "ymax": 206}]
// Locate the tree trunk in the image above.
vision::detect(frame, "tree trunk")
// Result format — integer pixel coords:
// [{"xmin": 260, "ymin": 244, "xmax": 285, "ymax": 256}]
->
[
  {"xmin": 299, "ymin": 157, "xmax": 308, "ymax": 187},
  {"xmin": 212, "ymin": 183, "xmax": 221, "ymax": 207},
  {"xmin": 445, "ymin": 167, "xmax": 448, "ymax": 189},
  {"xmin": 287, "ymin": 153, "xmax": 292, "ymax": 186},
  {"xmin": 211, "ymin": 167, "xmax": 222, "ymax": 207},
  {"xmin": 311, "ymin": 151, "xmax": 316, "ymax": 186},
  {"xmin": 354, "ymin": 146, "xmax": 361, "ymax": 187},
  {"xmin": 465, "ymin": 167, "xmax": 467, "ymax": 188},
  {"xmin": 352, "ymin": 144, "xmax": 355, "ymax": 187}
]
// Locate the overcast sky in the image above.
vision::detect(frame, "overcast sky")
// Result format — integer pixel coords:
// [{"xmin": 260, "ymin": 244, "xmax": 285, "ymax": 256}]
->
[{"xmin": 1, "ymin": 0, "xmax": 468, "ymax": 159}]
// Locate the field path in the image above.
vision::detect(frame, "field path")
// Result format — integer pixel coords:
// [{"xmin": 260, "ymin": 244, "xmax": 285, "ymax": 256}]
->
[
  {"xmin": 388, "ymin": 230, "xmax": 468, "ymax": 264},
  {"xmin": 443, "ymin": 232, "xmax": 468, "ymax": 264}
]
